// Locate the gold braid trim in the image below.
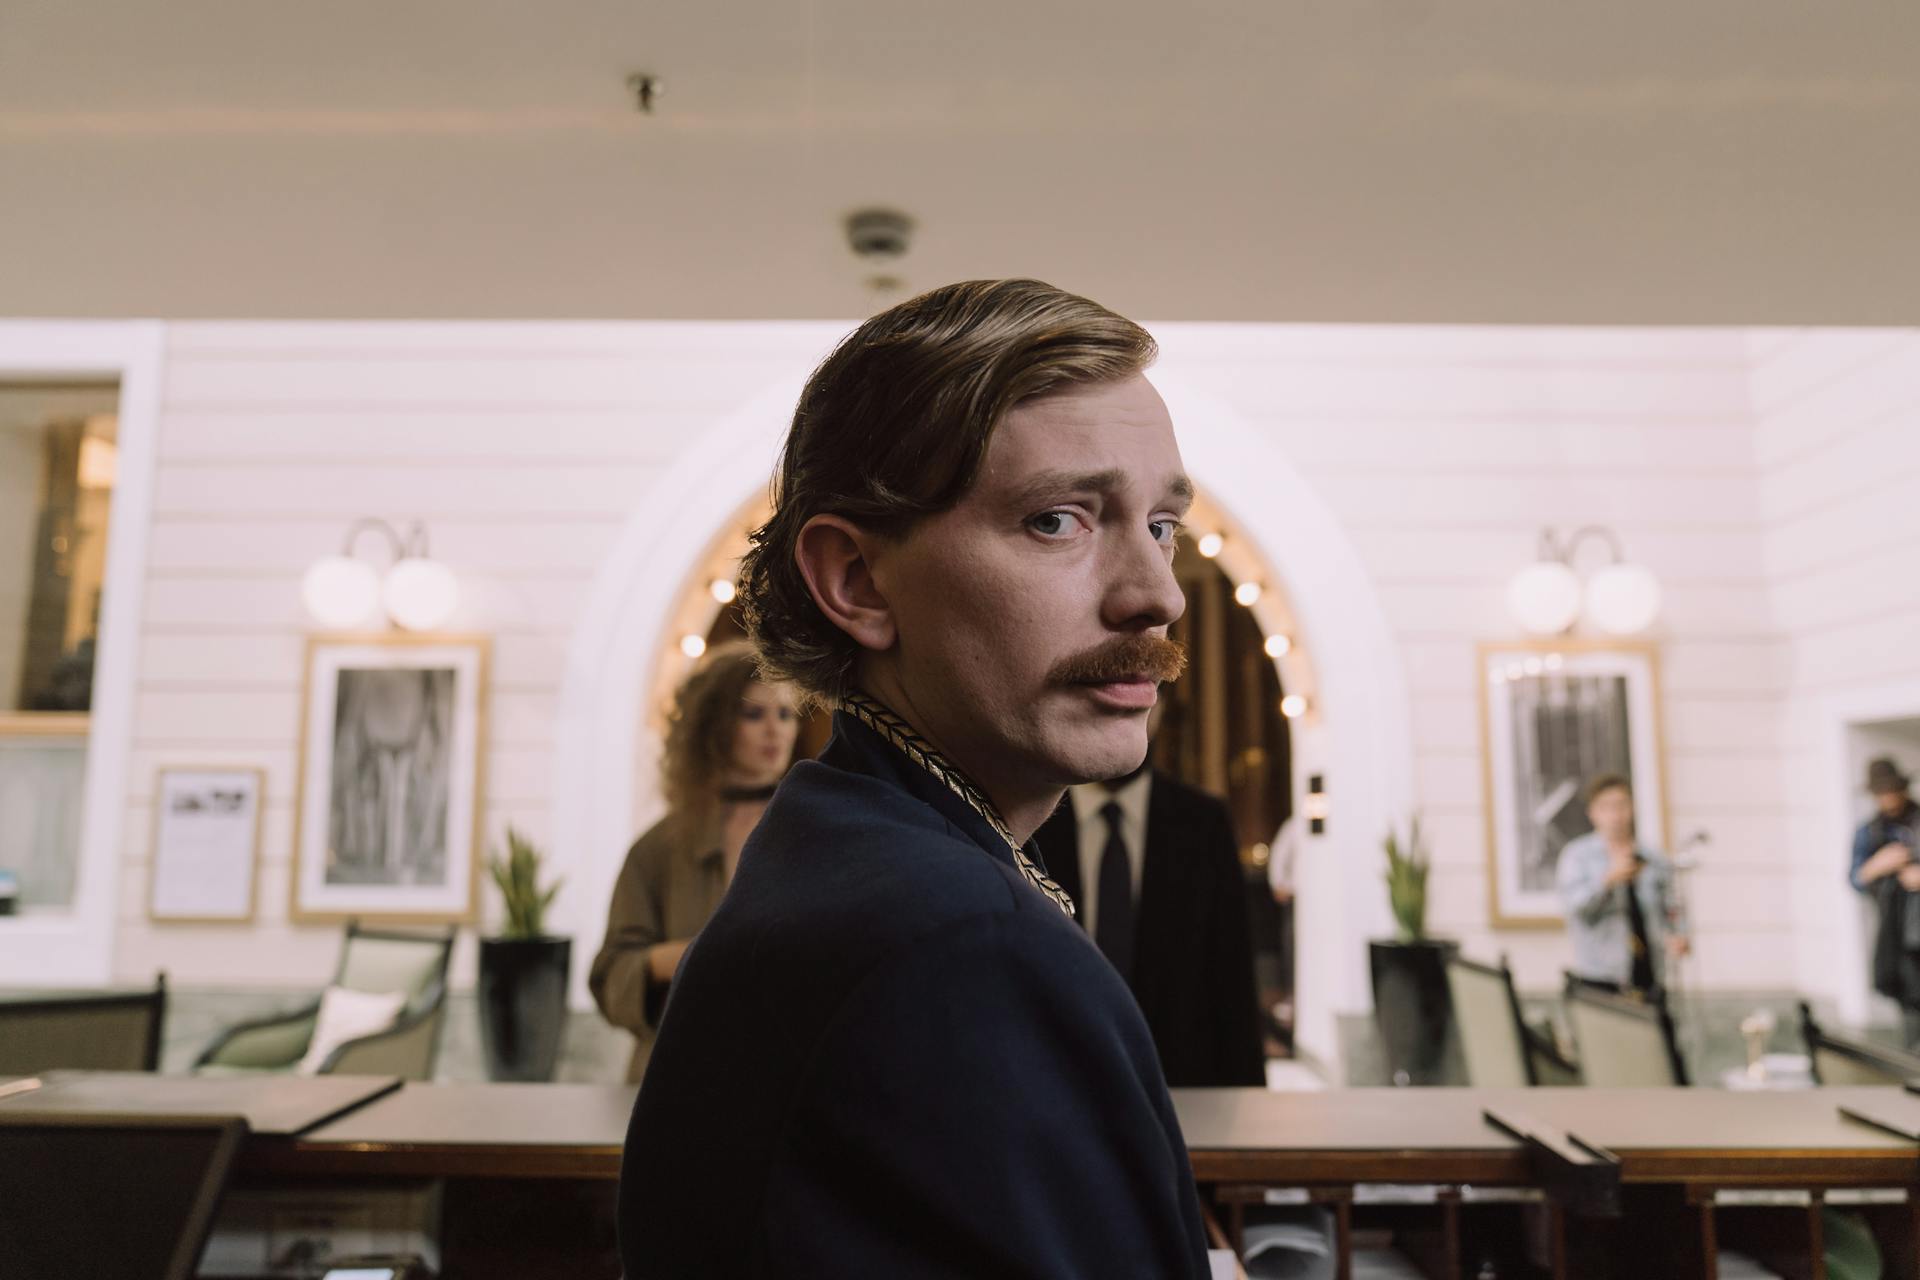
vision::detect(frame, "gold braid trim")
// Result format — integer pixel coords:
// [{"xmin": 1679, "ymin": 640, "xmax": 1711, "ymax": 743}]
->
[{"xmin": 840, "ymin": 691, "xmax": 1076, "ymax": 919}]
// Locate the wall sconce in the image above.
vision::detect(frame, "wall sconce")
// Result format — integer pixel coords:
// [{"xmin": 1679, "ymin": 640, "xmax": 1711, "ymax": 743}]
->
[
  {"xmin": 1506, "ymin": 525, "xmax": 1660, "ymax": 637},
  {"xmin": 1305, "ymin": 773, "xmax": 1328, "ymax": 835},
  {"xmin": 302, "ymin": 519, "xmax": 458, "ymax": 632}
]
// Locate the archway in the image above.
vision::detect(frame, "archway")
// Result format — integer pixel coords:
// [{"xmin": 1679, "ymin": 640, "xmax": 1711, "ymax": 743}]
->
[{"xmin": 551, "ymin": 357, "xmax": 1415, "ymax": 1072}]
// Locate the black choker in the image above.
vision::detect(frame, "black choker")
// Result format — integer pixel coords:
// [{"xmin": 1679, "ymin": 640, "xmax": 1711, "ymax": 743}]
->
[{"xmin": 720, "ymin": 782, "xmax": 779, "ymax": 803}]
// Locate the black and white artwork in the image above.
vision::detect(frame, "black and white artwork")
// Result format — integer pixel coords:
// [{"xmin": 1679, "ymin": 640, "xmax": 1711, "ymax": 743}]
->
[
  {"xmin": 150, "ymin": 767, "xmax": 263, "ymax": 922},
  {"xmin": 1480, "ymin": 643, "xmax": 1666, "ymax": 927},
  {"xmin": 327, "ymin": 667, "xmax": 454, "ymax": 887},
  {"xmin": 294, "ymin": 637, "xmax": 486, "ymax": 922}
]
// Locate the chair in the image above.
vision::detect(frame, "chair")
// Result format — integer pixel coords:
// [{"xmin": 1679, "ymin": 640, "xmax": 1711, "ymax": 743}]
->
[
  {"xmin": 1446, "ymin": 954, "xmax": 1580, "ymax": 1087},
  {"xmin": 0, "ymin": 974, "xmax": 167, "ymax": 1074},
  {"xmin": 0, "ymin": 1111, "xmax": 245, "ymax": 1280},
  {"xmin": 194, "ymin": 920, "xmax": 454, "ymax": 1079},
  {"xmin": 1562, "ymin": 974, "xmax": 1688, "ymax": 1087},
  {"xmin": 1800, "ymin": 1002, "xmax": 1920, "ymax": 1086}
]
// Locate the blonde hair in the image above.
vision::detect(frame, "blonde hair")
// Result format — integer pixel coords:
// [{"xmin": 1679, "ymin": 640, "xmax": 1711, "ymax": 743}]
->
[
  {"xmin": 661, "ymin": 642, "xmax": 765, "ymax": 833},
  {"xmin": 737, "ymin": 279, "xmax": 1156, "ymax": 706}
]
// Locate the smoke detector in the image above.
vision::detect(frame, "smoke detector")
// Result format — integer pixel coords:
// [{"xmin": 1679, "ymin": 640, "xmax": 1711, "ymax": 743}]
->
[
  {"xmin": 846, "ymin": 209, "xmax": 914, "ymax": 261},
  {"xmin": 845, "ymin": 209, "xmax": 914, "ymax": 295}
]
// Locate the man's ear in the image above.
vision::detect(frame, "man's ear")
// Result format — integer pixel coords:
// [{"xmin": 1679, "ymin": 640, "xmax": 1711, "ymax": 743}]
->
[{"xmin": 794, "ymin": 515, "xmax": 897, "ymax": 653}]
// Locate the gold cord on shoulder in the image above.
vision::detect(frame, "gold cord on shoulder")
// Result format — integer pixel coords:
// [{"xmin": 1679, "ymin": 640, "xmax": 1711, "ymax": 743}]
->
[{"xmin": 839, "ymin": 691, "xmax": 1076, "ymax": 919}]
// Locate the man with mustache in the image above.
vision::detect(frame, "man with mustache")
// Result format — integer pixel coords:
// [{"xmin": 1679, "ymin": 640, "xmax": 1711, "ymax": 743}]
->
[{"xmin": 619, "ymin": 279, "xmax": 1211, "ymax": 1278}]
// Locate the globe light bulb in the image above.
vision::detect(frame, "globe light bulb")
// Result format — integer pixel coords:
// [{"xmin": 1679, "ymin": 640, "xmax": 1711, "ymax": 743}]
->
[
  {"xmin": 1585, "ymin": 562, "xmax": 1661, "ymax": 635},
  {"xmin": 302, "ymin": 556, "xmax": 381, "ymax": 629},
  {"xmin": 1506, "ymin": 561, "xmax": 1580, "ymax": 635},
  {"xmin": 382, "ymin": 557, "xmax": 460, "ymax": 631}
]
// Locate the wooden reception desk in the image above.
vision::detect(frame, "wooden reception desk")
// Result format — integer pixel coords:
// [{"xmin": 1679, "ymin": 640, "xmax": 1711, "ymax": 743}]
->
[{"xmin": 12, "ymin": 1074, "xmax": 1920, "ymax": 1278}]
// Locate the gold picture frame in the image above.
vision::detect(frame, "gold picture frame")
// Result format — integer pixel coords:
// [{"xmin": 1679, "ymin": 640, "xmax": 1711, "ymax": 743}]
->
[
  {"xmin": 290, "ymin": 633, "xmax": 489, "ymax": 925},
  {"xmin": 1477, "ymin": 638, "xmax": 1670, "ymax": 930},
  {"xmin": 148, "ymin": 766, "xmax": 265, "ymax": 924}
]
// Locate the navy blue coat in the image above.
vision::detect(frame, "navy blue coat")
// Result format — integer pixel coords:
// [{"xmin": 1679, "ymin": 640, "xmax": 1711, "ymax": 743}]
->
[{"xmin": 618, "ymin": 712, "xmax": 1210, "ymax": 1279}]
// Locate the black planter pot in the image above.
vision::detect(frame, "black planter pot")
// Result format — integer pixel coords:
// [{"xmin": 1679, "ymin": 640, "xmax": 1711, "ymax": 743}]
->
[
  {"xmin": 1369, "ymin": 938, "xmax": 1459, "ymax": 1086},
  {"xmin": 478, "ymin": 936, "xmax": 572, "ymax": 1083}
]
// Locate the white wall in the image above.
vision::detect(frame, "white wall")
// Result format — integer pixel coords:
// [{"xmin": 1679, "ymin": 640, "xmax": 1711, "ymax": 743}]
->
[
  {"xmin": 102, "ymin": 319, "xmax": 1818, "ymax": 1025},
  {"xmin": 1748, "ymin": 331, "xmax": 1920, "ymax": 1016}
]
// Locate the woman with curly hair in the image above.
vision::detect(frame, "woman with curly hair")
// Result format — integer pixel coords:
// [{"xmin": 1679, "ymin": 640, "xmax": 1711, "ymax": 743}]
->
[{"xmin": 591, "ymin": 642, "xmax": 799, "ymax": 1081}]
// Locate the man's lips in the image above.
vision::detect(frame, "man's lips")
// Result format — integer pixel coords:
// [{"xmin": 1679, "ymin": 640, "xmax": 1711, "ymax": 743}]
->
[{"xmin": 1073, "ymin": 676, "xmax": 1159, "ymax": 709}]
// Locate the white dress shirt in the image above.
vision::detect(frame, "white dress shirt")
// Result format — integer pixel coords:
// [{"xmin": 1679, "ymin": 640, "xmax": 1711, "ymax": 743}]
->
[{"xmin": 1067, "ymin": 770, "xmax": 1152, "ymax": 937}]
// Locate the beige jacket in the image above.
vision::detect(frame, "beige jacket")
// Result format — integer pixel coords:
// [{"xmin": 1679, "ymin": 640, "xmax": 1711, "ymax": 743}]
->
[{"xmin": 589, "ymin": 813, "xmax": 729, "ymax": 1083}]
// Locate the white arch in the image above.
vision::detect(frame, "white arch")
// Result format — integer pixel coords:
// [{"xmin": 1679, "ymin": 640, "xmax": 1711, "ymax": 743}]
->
[{"xmin": 552, "ymin": 347, "xmax": 1415, "ymax": 1070}]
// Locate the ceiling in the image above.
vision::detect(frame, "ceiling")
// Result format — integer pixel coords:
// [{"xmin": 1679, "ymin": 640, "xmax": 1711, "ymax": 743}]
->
[{"xmin": 3, "ymin": 1, "xmax": 1918, "ymax": 323}]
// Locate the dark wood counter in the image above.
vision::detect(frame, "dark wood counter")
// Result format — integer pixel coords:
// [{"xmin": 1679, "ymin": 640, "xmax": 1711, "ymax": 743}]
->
[
  {"xmin": 245, "ymin": 1082, "xmax": 637, "ymax": 1179},
  {"xmin": 1173, "ymin": 1087, "xmax": 1920, "ymax": 1187}
]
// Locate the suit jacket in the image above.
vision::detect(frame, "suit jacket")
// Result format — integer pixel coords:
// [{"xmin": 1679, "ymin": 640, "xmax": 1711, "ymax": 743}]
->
[
  {"xmin": 618, "ymin": 712, "xmax": 1210, "ymax": 1280},
  {"xmin": 1034, "ymin": 771, "xmax": 1267, "ymax": 1088}
]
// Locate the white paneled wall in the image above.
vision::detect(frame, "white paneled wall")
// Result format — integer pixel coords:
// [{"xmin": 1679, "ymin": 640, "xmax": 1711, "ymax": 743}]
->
[
  {"xmin": 1749, "ymin": 330, "xmax": 1920, "ymax": 1010},
  {"xmin": 107, "ymin": 320, "xmax": 1844, "ymax": 1004},
  {"xmin": 117, "ymin": 324, "xmax": 814, "ymax": 988}
]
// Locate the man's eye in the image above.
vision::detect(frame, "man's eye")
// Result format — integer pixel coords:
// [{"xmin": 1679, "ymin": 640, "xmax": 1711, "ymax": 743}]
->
[
  {"xmin": 1149, "ymin": 519, "xmax": 1182, "ymax": 546},
  {"xmin": 1028, "ymin": 512, "xmax": 1078, "ymax": 538}
]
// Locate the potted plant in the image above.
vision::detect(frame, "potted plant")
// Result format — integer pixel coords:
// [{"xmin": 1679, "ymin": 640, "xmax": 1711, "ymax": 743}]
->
[
  {"xmin": 477, "ymin": 827, "xmax": 570, "ymax": 1082},
  {"xmin": 1367, "ymin": 816, "xmax": 1458, "ymax": 1085}
]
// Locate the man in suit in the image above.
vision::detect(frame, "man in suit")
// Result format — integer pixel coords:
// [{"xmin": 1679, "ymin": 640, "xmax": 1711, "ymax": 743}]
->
[
  {"xmin": 1034, "ymin": 724, "xmax": 1266, "ymax": 1087},
  {"xmin": 618, "ymin": 280, "xmax": 1212, "ymax": 1278}
]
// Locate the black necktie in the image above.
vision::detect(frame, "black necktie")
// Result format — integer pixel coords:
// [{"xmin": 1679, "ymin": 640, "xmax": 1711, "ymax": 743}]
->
[{"xmin": 1096, "ymin": 800, "xmax": 1135, "ymax": 982}]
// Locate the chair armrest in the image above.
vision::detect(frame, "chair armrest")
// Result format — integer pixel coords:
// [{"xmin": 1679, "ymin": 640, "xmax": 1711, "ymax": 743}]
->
[
  {"xmin": 322, "ymin": 1000, "xmax": 447, "ymax": 1080},
  {"xmin": 1524, "ymin": 1024, "xmax": 1583, "ymax": 1085},
  {"xmin": 193, "ymin": 1003, "xmax": 320, "ymax": 1070}
]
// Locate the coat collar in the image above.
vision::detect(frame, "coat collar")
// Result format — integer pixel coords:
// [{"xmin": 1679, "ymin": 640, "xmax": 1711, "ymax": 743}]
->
[{"xmin": 820, "ymin": 707, "xmax": 1076, "ymax": 917}]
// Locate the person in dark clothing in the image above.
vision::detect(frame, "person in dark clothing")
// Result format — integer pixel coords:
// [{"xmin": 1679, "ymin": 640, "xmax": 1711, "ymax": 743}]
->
[
  {"xmin": 1852, "ymin": 757, "xmax": 1920, "ymax": 1046},
  {"xmin": 618, "ymin": 280, "xmax": 1211, "ymax": 1279},
  {"xmin": 1034, "ymin": 756, "xmax": 1267, "ymax": 1087}
]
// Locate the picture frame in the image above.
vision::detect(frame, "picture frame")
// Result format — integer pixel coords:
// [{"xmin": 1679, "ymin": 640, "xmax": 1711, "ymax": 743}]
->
[
  {"xmin": 1478, "ymin": 639, "xmax": 1669, "ymax": 929},
  {"xmin": 148, "ymin": 766, "xmax": 265, "ymax": 923},
  {"xmin": 291, "ymin": 634, "xmax": 489, "ymax": 924}
]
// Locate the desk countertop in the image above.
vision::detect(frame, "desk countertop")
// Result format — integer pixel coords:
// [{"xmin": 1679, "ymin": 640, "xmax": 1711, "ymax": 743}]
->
[{"xmin": 247, "ymin": 1082, "xmax": 640, "ymax": 1179}]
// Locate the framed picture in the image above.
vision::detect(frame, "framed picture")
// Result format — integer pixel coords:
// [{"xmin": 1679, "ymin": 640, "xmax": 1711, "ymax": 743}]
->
[
  {"xmin": 149, "ymin": 767, "xmax": 264, "ymax": 923},
  {"xmin": 1478, "ymin": 640, "xmax": 1669, "ymax": 929},
  {"xmin": 292, "ymin": 635, "xmax": 488, "ymax": 924}
]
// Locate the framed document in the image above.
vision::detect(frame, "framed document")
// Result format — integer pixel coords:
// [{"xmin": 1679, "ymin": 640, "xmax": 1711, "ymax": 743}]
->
[
  {"xmin": 150, "ymin": 767, "xmax": 265, "ymax": 923},
  {"xmin": 1478, "ymin": 640, "xmax": 1669, "ymax": 929},
  {"xmin": 292, "ymin": 634, "xmax": 488, "ymax": 924}
]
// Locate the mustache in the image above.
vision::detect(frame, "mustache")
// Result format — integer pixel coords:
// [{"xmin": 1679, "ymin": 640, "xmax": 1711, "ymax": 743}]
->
[{"xmin": 1049, "ymin": 633, "xmax": 1188, "ymax": 686}]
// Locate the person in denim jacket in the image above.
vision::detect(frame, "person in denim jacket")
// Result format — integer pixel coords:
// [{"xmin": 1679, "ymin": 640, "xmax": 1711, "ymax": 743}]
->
[{"xmin": 1557, "ymin": 773, "xmax": 1689, "ymax": 994}]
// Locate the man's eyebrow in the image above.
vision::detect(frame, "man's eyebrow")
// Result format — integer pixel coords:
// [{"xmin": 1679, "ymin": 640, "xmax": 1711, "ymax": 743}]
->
[
  {"xmin": 1004, "ymin": 468, "xmax": 1196, "ymax": 511},
  {"xmin": 1003, "ymin": 468, "xmax": 1127, "ymax": 511}
]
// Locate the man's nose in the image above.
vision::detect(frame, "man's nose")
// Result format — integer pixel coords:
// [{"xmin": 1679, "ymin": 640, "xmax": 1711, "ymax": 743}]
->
[{"xmin": 1103, "ymin": 526, "xmax": 1186, "ymax": 631}]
